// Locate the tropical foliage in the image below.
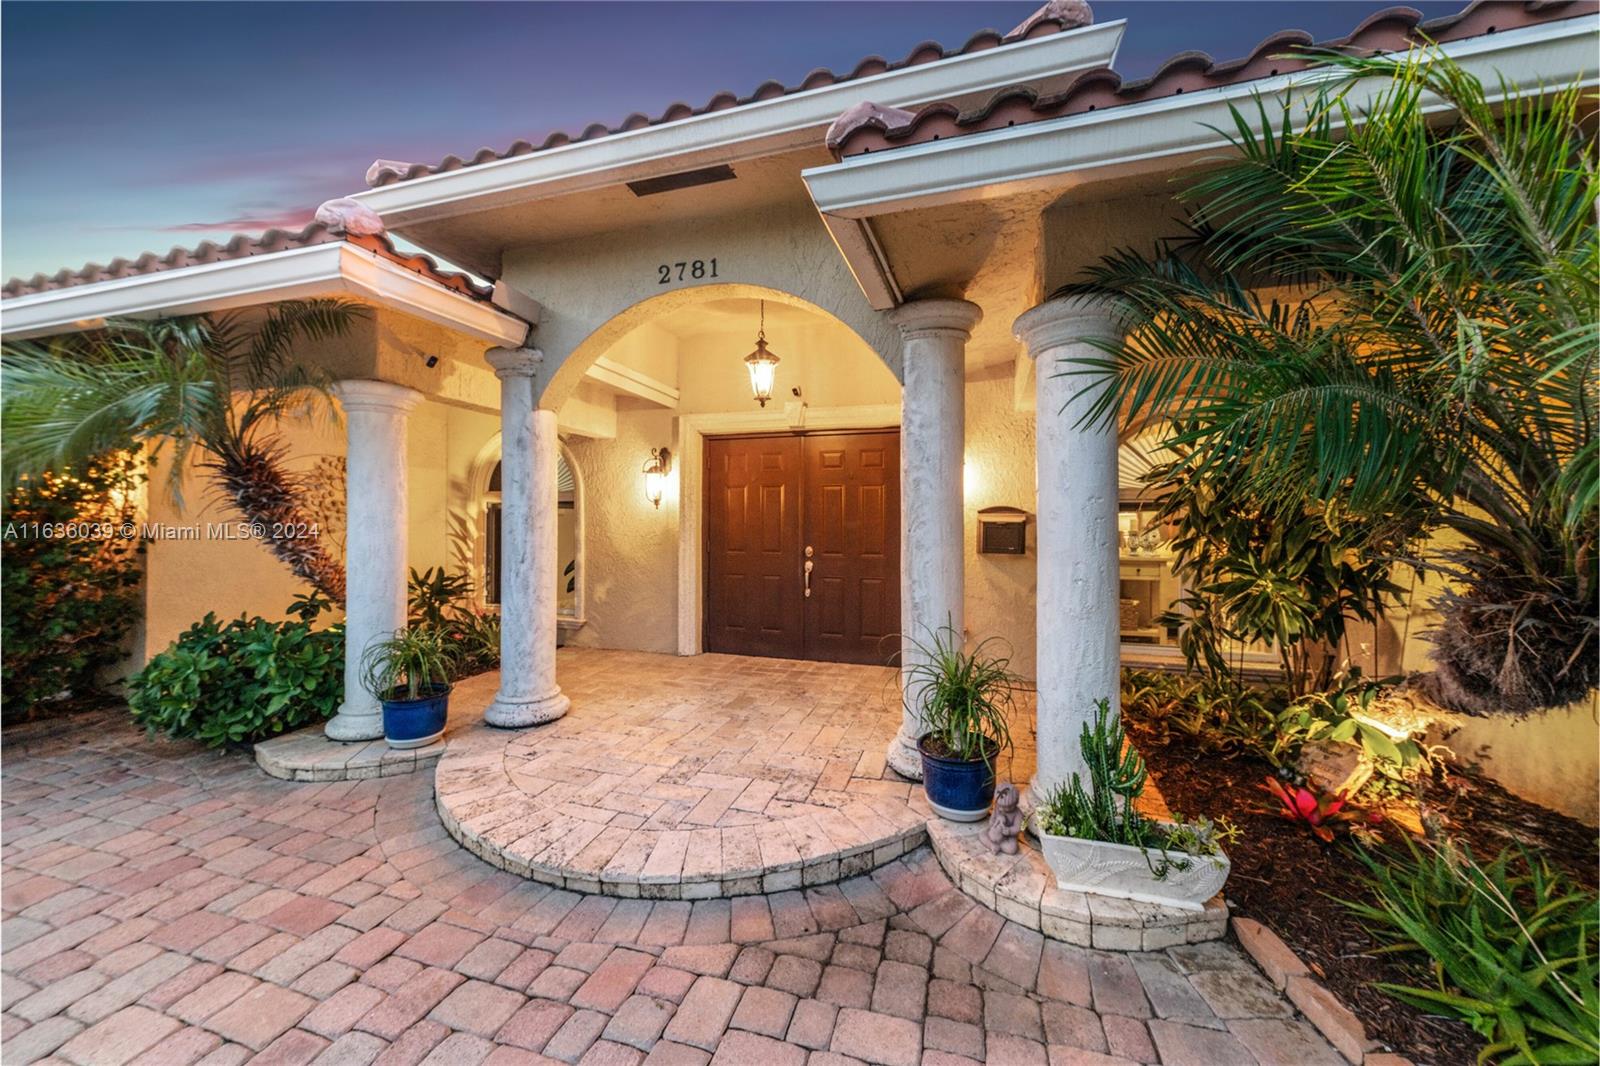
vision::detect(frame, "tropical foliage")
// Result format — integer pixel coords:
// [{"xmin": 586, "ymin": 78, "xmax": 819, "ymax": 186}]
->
[
  {"xmin": 127, "ymin": 592, "xmax": 343, "ymax": 747},
  {"xmin": 1037, "ymin": 699, "xmax": 1234, "ymax": 875},
  {"xmin": 1, "ymin": 453, "xmax": 144, "ymax": 720},
  {"xmin": 408, "ymin": 566, "xmax": 501, "ymax": 678},
  {"xmin": 903, "ymin": 624, "xmax": 1016, "ymax": 764},
  {"xmin": 1259, "ymin": 776, "xmax": 1376, "ymax": 844},
  {"xmin": 360, "ymin": 625, "xmax": 458, "ymax": 702},
  {"xmin": 1063, "ymin": 50, "xmax": 1597, "ymax": 715},
  {"xmin": 1346, "ymin": 839, "xmax": 1599, "ymax": 1065},
  {"xmin": 1147, "ymin": 456, "xmax": 1407, "ymax": 693},
  {"xmin": 1, "ymin": 301, "xmax": 364, "ymax": 604}
]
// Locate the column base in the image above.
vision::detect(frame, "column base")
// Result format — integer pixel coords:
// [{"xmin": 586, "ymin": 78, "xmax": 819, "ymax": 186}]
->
[
  {"xmin": 885, "ymin": 730, "xmax": 924, "ymax": 781},
  {"xmin": 325, "ymin": 705, "xmax": 383, "ymax": 743},
  {"xmin": 486, "ymin": 688, "xmax": 571, "ymax": 729}
]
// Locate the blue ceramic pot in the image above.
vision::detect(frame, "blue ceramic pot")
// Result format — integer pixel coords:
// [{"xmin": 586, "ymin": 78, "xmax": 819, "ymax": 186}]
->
[
  {"xmin": 382, "ymin": 684, "xmax": 450, "ymax": 749},
  {"xmin": 918, "ymin": 735, "xmax": 997, "ymax": 822}
]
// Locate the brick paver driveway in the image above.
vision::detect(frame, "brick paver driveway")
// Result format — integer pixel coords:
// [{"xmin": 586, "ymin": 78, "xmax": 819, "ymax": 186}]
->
[{"xmin": 2, "ymin": 709, "xmax": 1339, "ymax": 1066}]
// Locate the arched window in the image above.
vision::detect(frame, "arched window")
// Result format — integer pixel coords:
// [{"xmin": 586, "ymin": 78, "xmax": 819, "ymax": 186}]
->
[{"xmin": 483, "ymin": 450, "xmax": 581, "ymax": 619}]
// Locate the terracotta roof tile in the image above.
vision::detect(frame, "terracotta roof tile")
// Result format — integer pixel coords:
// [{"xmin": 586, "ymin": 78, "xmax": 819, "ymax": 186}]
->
[
  {"xmin": 361, "ymin": 1, "xmax": 1094, "ymax": 188},
  {"xmin": 1, "ymin": 221, "xmax": 492, "ymax": 303},
  {"xmin": 827, "ymin": 0, "xmax": 1598, "ymax": 157}
]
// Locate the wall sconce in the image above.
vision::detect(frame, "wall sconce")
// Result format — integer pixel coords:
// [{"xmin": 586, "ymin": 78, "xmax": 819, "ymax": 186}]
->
[{"xmin": 642, "ymin": 448, "xmax": 671, "ymax": 509}]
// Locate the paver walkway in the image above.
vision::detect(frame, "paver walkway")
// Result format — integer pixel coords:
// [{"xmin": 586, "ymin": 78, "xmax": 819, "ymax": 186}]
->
[
  {"xmin": 1, "ymin": 706, "xmax": 1340, "ymax": 1066},
  {"xmin": 437, "ymin": 652, "xmax": 928, "ymax": 897}
]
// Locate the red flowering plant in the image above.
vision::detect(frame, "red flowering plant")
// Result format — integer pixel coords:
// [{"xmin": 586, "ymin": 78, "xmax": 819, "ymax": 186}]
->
[{"xmin": 1259, "ymin": 776, "xmax": 1382, "ymax": 843}]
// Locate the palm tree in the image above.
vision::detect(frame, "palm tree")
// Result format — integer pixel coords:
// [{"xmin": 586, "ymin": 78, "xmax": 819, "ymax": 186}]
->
[
  {"xmin": 2, "ymin": 300, "xmax": 365, "ymax": 605},
  {"xmin": 1060, "ymin": 49, "xmax": 1597, "ymax": 715}
]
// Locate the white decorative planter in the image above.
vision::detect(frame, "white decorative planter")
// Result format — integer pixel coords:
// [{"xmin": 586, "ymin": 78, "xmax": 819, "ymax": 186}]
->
[{"xmin": 1035, "ymin": 823, "xmax": 1230, "ymax": 912}]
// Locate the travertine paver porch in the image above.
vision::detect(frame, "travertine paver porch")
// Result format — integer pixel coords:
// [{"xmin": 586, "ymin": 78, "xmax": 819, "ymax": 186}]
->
[
  {"xmin": 0, "ymin": 702, "xmax": 1340, "ymax": 1065},
  {"xmin": 437, "ymin": 651, "xmax": 928, "ymax": 898}
]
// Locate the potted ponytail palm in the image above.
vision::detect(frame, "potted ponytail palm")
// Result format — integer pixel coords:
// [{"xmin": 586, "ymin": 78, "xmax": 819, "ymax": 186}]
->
[
  {"xmin": 361, "ymin": 626, "xmax": 458, "ymax": 749},
  {"xmin": 906, "ymin": 625, "xmax": 1016, "ymax": 822}
]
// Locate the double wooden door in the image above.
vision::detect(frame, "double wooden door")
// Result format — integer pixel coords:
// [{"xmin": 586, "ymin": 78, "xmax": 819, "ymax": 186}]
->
[{"xmin": 704, "ymin": 430, "xmax": 900, "ymax": 665}]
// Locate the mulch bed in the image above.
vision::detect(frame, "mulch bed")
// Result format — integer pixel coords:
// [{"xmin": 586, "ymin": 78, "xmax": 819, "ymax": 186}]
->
[{"xmin": 1126, "ymin": 715, "xmax": 1599, "ymax": 1066}]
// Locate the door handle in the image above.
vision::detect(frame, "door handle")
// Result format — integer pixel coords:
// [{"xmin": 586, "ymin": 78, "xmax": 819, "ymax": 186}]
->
[{"xmin": 803, "ymin": 559, "xmax": 813, "ymax": 597}]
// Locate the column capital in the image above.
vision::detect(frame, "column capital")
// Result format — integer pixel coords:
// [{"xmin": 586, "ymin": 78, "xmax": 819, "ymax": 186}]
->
[
  {"xmin": 334, "ymin": 379, "xmax": 423, "ymax": 414},
  {"xmin": 485, "ymin": 346, "xmax": 545, "ymax": 380},
  {"xmin": 1013, "ymin": 294, "xmax": 1132, "ymax": 359},
  {"xmin": 887, "ymin": 298, "xmax": 983, "ymax": 342}
]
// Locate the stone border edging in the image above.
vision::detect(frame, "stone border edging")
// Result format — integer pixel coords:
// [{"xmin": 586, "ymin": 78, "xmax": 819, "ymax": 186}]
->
[
  {"xmin": 254, "ymin": 730, "xmax": 446, "ymax": 782},
  {"xmin": 436, "ymin": 783, "xmax": 930, "ymax": 898},
  {"xmin": 1232, "ymin": 916, "xmax": 1415, "ymax": 1066}
]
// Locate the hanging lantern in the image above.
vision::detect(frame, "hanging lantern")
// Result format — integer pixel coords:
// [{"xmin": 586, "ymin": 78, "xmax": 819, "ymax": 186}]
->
[
  {"xmin": 642, "ymin": 447, "xmax": 671, "ymax": 509},
  {"xmin": 744, "ymin": 300, "xmax": 780, "ymax": 407}
]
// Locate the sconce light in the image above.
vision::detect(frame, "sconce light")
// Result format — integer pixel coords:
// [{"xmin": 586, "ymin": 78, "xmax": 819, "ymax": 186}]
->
[
  {"xmin": 642, "ymin": 448, "xmax": 671, "ymax": 509},
  {"xmin": 744, "ymin": 300, "xmax": 780, "ymax": 407}
]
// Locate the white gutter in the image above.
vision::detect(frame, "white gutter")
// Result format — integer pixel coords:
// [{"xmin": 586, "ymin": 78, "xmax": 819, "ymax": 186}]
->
[
  {"xmin": 803, "ymin": 16, "xmax": 1598, "ymax": 305},
  {"xmin": 0, "ymin": 242, "xmax": 530, "ymax": 346},
  {"xmin": 350, "ymin": 21, "xmax": 1125, "ymax": 228}
]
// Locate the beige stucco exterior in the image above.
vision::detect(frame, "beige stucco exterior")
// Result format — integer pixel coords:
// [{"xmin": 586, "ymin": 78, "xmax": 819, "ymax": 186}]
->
[
  {"xmin": 22, "ymin": 8, "xmax": 1572, "ymax": 828},
  {"xmin": 110, "ymin": 177, "xmax": 1597, "ymax": 822}
]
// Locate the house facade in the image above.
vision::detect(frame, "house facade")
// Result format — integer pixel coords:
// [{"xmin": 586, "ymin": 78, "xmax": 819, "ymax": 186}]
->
[{"xmin": 3, "ymin": 0, "xmax": 1596, "ymax": 816}]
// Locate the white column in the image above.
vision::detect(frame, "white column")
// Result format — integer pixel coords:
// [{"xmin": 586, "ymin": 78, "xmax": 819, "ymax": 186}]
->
[
  {"xmin": 326, "ymin": 380, "xmax": 422, "ymax": 741},
  {"xmin": 1014, "ymin": 295, "xmax": 1126, "ymax": 803},
  {"xmin": 485, "ymin": 347, "xmax": 570, "ymax": 728},
  {"xmin": 887, "ymin": 298, "xmax": 982, "ymax": 780}
]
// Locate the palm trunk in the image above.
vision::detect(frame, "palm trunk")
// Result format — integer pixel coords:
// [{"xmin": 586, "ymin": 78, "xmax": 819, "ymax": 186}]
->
[{"xmin": 205, "ymin": 443, "xmax": 346, "ymax": 606}]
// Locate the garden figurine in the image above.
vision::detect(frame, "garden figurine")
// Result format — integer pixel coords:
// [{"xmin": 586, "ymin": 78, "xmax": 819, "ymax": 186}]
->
[{"xmin": 982, "ymin": 783, "xmax": 1024, "ymax": 855}]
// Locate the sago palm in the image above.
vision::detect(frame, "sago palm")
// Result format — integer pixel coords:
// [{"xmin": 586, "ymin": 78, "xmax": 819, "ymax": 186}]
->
[
  {"xmin": 2, "ymin": 300, "xmax": 364, "ymax": 605},
  {"xmin": 1060, "ymin": 48, "xmax": 1597, "ymax": 715}
]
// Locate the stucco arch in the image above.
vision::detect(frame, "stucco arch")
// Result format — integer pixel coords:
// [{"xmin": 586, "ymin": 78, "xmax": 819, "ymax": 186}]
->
[
  {"xmin": 495, "ymin": 202, "xmax": 902, "ymax": 409},
  {"xmin": 542, "ymin": 282, "xmax": 897, "ymax": 411}
]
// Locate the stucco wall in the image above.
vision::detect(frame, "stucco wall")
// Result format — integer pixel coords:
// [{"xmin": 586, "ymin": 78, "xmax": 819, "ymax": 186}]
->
[
  {"xmin": 141, "ymin": 411, "xmax": 346, "ymax": 659},
  {"xmin": 675, "ymin": 318, "xmax": 897, "ymax": 413},
  {"xmin": 962, "ymin": 362, "xmax": 1040, "ymax": 680},
  {"xmin": 562, "ymin": 401, "xmax": 678, "ymax": 654},
  {"xmin": 139, "ymin": 392, "xmax": 484, "ymax": 665}
]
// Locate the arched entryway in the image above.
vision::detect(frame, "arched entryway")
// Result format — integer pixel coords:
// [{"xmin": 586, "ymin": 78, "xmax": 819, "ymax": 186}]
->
[{"xmin": 544, "ymin": 284, "xmax": 903, "ymax": 661}]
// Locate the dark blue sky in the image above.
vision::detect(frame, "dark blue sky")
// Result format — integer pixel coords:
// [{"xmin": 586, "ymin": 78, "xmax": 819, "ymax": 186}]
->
[{"xmin": 2, "ymin": 1, "xmax": 1462, "ymax": 281}]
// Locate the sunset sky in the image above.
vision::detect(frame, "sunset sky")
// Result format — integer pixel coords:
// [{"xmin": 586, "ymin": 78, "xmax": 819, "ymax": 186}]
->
[{"xmin": 2, "ymin": 1, "xmax": 1461, "ymax": 282}]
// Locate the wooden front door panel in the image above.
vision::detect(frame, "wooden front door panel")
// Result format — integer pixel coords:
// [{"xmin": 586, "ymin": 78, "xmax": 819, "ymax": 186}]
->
[
  {"xmin": 802, "ymin": 432, "xmax": 900, "ymax": 666},
  {"xmin": 703, "ymin": 435, "xmax": 805, "ymax": 658},
  {"xmin": 704, "ymin": 430, "xmax": 900, "ymax": 664}
]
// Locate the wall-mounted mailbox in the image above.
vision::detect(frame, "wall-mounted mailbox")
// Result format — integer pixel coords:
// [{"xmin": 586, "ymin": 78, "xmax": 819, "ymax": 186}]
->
[{"xmin": 977, "ymin": 507, "xmax": 1029, "ymax": 555}]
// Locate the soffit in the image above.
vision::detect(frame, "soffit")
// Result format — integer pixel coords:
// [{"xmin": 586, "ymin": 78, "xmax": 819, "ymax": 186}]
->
[{"xmin": 396, "ymin": 146, "xmax": 831, "ymax": 277}]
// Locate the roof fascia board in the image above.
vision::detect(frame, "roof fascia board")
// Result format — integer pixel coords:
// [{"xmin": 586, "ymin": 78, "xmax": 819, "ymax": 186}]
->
[
  {"xmin": 0, "ymin": 243, "xmax": 528, "ymax": 347},
  {"xmin": 350, "ymin": 21, "xmax": 1126, "ymax": 227},
  {"xmin": 803, "ymin": 18, "xmax": 1597, "ymax": 221},
  {"xmin": 817, "ymin": 213, "xmax": 902, "ymax": 309}
]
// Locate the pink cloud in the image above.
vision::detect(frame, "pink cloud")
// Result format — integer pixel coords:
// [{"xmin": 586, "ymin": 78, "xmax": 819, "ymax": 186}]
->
[{"xmin": 154, "ymin": 208, "xmax": 316, "ymax": 233}]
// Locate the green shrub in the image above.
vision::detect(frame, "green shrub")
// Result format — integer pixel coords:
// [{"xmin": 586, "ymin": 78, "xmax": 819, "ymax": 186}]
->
[
  {"xmin": 1, "ymin": 453, "xmax": 144, "ymax": 722},
  {"xmin": 128, "ymin": 596, "xmax": 342, "ymax": 746},
  {"xmin": 407, "ymin": 566, "xmax": 499, "ymax": 678},
  {"xmin": 1121, "ymin": 668, "xmax": 1281, "ymax": 758},
  {"xmin": 1345, "ymin": 839, "xmax": 1600, "ymax": 1065}
]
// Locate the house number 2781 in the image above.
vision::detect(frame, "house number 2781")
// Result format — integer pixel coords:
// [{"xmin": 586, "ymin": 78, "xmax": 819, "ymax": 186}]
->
[{"xmin": 657, "ymin": 259, "xmax": 719, "ymax": 284}]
